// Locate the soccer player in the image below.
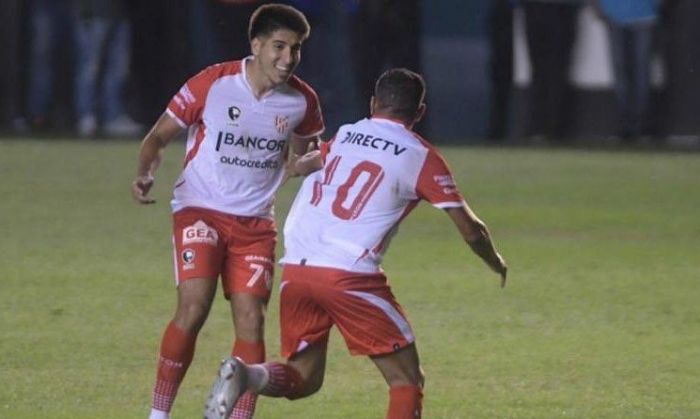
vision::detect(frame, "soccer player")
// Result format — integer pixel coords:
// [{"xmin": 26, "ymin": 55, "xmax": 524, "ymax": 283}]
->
[
  {"xmin": 130, "ymin": 4, "xmax": 324, "ymax": 419},
  {"xmin": 203, "ymin": 68, "xmax": 507, "ymax": 419}
]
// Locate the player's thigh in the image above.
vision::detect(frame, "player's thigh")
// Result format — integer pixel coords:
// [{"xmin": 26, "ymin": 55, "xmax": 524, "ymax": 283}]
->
[
  {"xmin": 325, "ymin": 276, "xmax": 416, "ymax": 357},
  {"xmin": 371, "ymin": 342, "xmax": 424, "ymax": 387},
  {"xmin": 173, "ymin": 208, "xmax": 227, "ymax": 284},
  {"xmin": 222, "ymin": 218, "xmax": 276, "ymax": 301},
  {"xmin": 279, "ymin": 266, "xmax": 333, "ymax": 360},
  {"xmin": 173, "ymin": 277, "xmax": 218, "ymax": 332}
]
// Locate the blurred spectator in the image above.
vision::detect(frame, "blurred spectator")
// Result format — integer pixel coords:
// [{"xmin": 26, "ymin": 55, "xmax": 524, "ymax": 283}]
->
[
  {"xmin": 0, "ymin": 0, "xmax": 27, "ymax": 132},
  {"xmin": 25, "ymin": 0, "xmax": 75, "ymax": 131},
  {"xmin": 655, "ymin": 0, "xmax": 680, "ymax": 140},
  {"xmin": 73, "ymin": 0, "xmax": 142, "ymax": 137},
  {"xmin": 129, "ymin": 0, "xmax": 190, "ymax": 125},
  {"xmin": 521, "ymin": 0, "xmax": 582, "ymax": 142},
  {"xmin": 189, "ymin": 0, "xmax": 265, "ymax": 70},
  {"xmin": 487, "ymin": 0, "xmax": 515, "ymax": 142},
  {"xmin": 349, "ymin": 0, "xmax": 421, "ymax": 112},
  {"xmin": 592, "ymin": 0, "xmax": 658, "ymax": 142},
  {"xmin": 286, "ymin": 0, "xmax": 358, "ymax": 133}
]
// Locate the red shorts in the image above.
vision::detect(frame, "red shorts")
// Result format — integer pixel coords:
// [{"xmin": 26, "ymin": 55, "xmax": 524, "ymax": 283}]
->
[
  {"xmin": 172, "ymin": 207, "xmax": 276, "ymax": 300},
  {"xmin": 279, "ymin": 264, "xmax": 415, "ymax": 358}
]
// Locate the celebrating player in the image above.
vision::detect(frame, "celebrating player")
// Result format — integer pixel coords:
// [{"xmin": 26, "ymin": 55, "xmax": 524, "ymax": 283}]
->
[
  {"xmin": 130, "ymin": 4, "xmax": 324, "ymax": 419},
  {"xmin": 203, "ymin": 68, "xmax": 507, "ymax": 419}
]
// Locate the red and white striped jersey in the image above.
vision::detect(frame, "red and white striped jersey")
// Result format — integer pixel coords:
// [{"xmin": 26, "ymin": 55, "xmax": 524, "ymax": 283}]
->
[
  {"xmin": 166, "ymin": 57, "xmax": 324, "ymax": 217},
  {"xmin": 280, "ymin": 116, "xmax": 464, "ymax": 273}
]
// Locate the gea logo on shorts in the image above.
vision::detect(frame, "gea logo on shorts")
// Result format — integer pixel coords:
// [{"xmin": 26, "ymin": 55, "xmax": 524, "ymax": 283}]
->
[{"xmin": 183, "ymin": 220, "xmax": 218, "ymax": 246}]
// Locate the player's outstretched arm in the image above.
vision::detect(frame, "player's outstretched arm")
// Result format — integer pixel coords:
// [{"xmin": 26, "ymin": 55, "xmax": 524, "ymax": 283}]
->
[
  {"xmin": 285, "ymin": 135, "xmax": 323, "ymax": 178},
  {"xmin": 131, "ymin": 113, "xmax": 184, "ymax": 204},
  {"xmin": 292, "ymin": 149, "xmax": 323, "ymax": 176},
  {"xmin": 444, "ymin": 204, "xmax": 508, "ymax": 287}
]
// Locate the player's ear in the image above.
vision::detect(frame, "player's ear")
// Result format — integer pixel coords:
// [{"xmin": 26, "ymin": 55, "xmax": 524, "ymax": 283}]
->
[
  {"xmin": 251, "ymin": 37, "xmax": 261, "ymax": 56},
  {"xmin": 414, "ymin": 103, "xmax": 427, "ymax": 124},
  {"xmin": 370, "ymin": 96, "xmax": 376, "ymax": 115}
]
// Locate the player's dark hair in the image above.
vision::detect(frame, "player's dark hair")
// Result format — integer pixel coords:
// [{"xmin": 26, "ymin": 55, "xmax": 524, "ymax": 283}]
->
[
  {"xmin": 373, "ymin": 68, "xmax": 426, "ymax": 122},
  {"xmin": 248, "ymin": 3, "xmax": 310, "ymax": 41}
]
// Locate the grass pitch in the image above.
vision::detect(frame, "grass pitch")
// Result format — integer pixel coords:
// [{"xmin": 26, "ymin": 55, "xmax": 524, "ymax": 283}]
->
[{"xmin": 1, "ymin": 139, "xmax": 699, "ymax": 418}]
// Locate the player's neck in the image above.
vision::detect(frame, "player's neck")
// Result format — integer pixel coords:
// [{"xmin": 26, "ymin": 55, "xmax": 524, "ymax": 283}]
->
[
  {"xmin": 371, "ymin": 113, "xmax": 413, "ymax": 130},
  {"xmin": 246, "ymin": 59, "xmax": 277, "ymax": 99}
]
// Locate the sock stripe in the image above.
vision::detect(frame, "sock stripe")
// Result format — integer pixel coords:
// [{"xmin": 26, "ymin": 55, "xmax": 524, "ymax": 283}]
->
[
  {"xmin": 152, "ymin": 379, "xmax": 178, "ymax": 412},
  {"xmin": 229, "ymin": 391, "xmax": 258, "ymax": 419},
  {"xmin": 261, "ymin": 362, "xmax": 303, "ymax": 398}
]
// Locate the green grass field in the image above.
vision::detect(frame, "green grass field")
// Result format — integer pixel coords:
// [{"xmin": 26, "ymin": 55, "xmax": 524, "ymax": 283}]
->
[{"xmin": 1, "ymin": 139, "xmax": 699, "ymax": 418}]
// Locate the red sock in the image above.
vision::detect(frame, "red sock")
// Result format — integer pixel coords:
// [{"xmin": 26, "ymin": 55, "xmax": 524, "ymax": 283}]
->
[
  {"xmin": 387, "ymin": 385, "xmax": 423, "ymax": 419},
  {"xmin": 151, "ymin": 321, "xmax": 196, "ymax": 412},
  {"xmin": 232, "ymin": 339, "xmax": 265, "ymax": 363},
  {"xmin": 229, "ymin": 340, "xmax": 265, "ymax": 419},
  {"xmin": 259, "ymin": 362, "xmax": 304, "ymax": 399}
]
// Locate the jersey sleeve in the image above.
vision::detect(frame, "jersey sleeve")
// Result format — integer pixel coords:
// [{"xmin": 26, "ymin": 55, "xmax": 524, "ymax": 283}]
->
[
  {"xmin": 319, "ymin": 135, "xmax": 335, "ymax": 164},
  {"xmin": 416, "ymin": 149, "xmax": 464, "ymax": 208},
  {"xmin": 293, "ymin": 82, "xmax": 325, "ymax": 138},
  {"xmin": 166, "ymin": 67, "xmax": 217, "ymax": 128}
]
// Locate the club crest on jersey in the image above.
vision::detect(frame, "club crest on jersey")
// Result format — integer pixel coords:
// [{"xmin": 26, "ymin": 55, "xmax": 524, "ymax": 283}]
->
[
  {"xmin": 182, "ymin": 249, "xmax": 195, "ymax": 270},
  {"xmin": 182, "ymin": 220, "xmax": 219, "ymax": 246},
  {"xmin": 275, "ymin": 115, "xmax": 289, "ymax": 134},
  {"xmin": 228, "ymin": 106, "xmax": 241, "ymax": 122}
]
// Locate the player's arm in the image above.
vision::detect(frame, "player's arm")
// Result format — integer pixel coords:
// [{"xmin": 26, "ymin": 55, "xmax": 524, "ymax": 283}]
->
[
  {"xmin": 131, "ymin": 112, "xmax": 184, "ymax": 204},
  {"xmin": 285, "ymin": 134, "xmax": 323, "ymax": 177},
  {"xmin": 444, "ymin": 203, "xmax": 508, "ymax": 287}
]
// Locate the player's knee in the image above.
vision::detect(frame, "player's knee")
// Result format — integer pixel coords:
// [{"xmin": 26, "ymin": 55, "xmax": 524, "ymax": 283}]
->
[
  {"xmin": 236, "ymin": 305, "xmax": 265, "ymax": 325},
  {"xmin": 416, "ymin": 367, "xmax": 425, "ymax": 388},
  {"xmin": 173, "ymin": 302, "xmax": 210, "ymax": 333},
  {"xmin": 286, "ymin": 374, "xmax": 324, "ymax": 400},
  {"xmin": 233, "ymin": 301, "xmax": 266, "ymax": 331},
  {"xmin": 231, "ymin": 294, "xmax": 266, "ymax": 328},
  {"xmin": 386, "ymin": 364, "xmax": 424, "ymax": 388},
  {"xmin": 397, "ymin": 370, "xmax": 424, "ymax": 388}
]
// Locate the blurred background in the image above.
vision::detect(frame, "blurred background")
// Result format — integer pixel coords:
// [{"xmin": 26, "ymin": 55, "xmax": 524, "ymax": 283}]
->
[{"xmin": 0, "ymin": 0, "xmax": 698, "ymax": 147}]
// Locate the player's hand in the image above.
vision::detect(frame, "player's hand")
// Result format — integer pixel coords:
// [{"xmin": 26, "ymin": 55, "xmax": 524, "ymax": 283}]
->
[
  {"xmin": 492, "ymin": 253, "xmax": 507, "ymax": 288},
  {"xmin": 132, "ymin": 175, "xmax": 156, "ymax": 204},
  {"xmin": 284, "ymin": 152, "xmax": 302, "ymax": 178}
]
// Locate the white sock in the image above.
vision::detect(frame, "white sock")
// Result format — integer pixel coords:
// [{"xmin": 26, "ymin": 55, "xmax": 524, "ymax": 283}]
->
[
  {"xmin": 246, "ymin": 364, "xmax": 270, "ymax": 393},
  {"xmin": 148, "ymin": 408, "xmax": 170, "ymax": 419}
]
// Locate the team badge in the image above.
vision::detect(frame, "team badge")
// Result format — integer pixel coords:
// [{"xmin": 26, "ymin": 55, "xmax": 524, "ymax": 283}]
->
[
  {"xmin": 182, "ymin": 249, "xmax": 196, "ymax": 270},
  {"xmin": 228, "ymin": 106, "xmax": 241, "ymax": 122},
  {"xmin": 274, "ymin": 115, "xmax": 289, "ymax": 134}
]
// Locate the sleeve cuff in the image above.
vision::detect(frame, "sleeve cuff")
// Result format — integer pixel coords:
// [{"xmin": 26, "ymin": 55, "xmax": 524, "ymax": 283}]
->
[
  {"xmin": 166, "ymin": 108, "xmax": 188, "ymax": 128},
  {"xmin": 432, "ymin": 200, "xmax": 464, "ymax": 209}
]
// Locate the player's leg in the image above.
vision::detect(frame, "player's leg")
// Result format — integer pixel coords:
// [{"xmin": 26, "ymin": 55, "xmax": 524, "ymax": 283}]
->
[
  {"xmin": 275, "ymin": 342, "xmax": 328, "ymax": 398},
  {"xmin": 371, "ymin": 343, "xmax": 425, "ymax": 419},
  {"xmin": 227, "ymin": 293, "xmax": 267, "ymax": 418},
  {"xmin": 273, "ymin": 264, "xmax": 332, "ymax": 399},
  {"xmin": 223, "ymin": 216, "xmax": 276, "ymax": 419},
  {"xmin": 150, "ymin": 277, "xmax": 218, "ymax": 419},
  {"xmin": 205, "ymin": 264, "xmax": 333, "ymax": 418},
  {"xmin": 150, "ymin": 209, "xmax": 225, "ymax": 419},
  {"xmin": 204, "ymin": 343, "xmax": 329, "ymax": 419},
  {"xmin": 317, "ymin": 268, "xmax": 421, "ymax": 418}
]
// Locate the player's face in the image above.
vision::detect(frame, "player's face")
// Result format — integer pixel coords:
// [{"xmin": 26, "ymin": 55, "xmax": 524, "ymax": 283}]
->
[{"xmin": 251, "ymin": 29, "xmax": 303, "ymax": 87}]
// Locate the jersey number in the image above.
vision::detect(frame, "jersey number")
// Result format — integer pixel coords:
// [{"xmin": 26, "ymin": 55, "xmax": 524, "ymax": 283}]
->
[
  {"xmin": 311, "ymin": 156, "xmax": 384, "ymax": 220},
  {"xmin": 246, "ymin": 263, "xmax": 271, "ymax": 290}
]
